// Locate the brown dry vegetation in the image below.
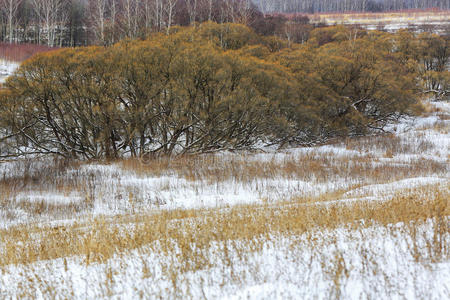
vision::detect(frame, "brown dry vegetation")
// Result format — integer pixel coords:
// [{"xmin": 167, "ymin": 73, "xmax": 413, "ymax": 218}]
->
[
  {"xmin": 119, "ymin": 141, "xmax": 445, "ymax": 182},
  {"xmin": 0, "ymin": 183, "xmax": 448, "ymax": 299},
  {"xmin": 0, "ymin": 182, "xmax": 448, "ymax": 297},
  {"xmin": 0, "ymin": 184, "xmax": 448, "ymax": 267},
  {"xmin": 0, "ymin": 99, "xmax": 448, "ymax": 297},
  {"xmin": 0, "ymin": 106, "xmax": 448, "ymax": 222},
  {"xmin": 0, "ymin": 139, "xmax": 447, "ymax": 223},
  {"xmin": 308, "ymin": 9, "xmax": 450, "ymax": 25}
]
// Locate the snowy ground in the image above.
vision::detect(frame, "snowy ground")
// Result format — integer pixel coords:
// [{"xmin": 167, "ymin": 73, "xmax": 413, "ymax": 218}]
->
[
  {"xmin": 308, "ymin": 11, "xmax": 450, "ymax": 33},
  {"xmin": 1, "ymin": 221, "xmax": 448, "ymax": 299},
  {"xmin": 0, "ymin": 60, "xmax": 19, "ymax": 84},
  {"xmin": 0, "ymin": 100, "xmax": 449, "ymax": 298},
  {"xmin": 1, "ymin": 101, "xmax": 448, "ymax": 228}
]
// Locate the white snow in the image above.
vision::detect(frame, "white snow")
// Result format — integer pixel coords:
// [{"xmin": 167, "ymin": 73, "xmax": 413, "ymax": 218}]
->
[
  {"xmin": 0, "ymin": 101, "xmax": 449, "ymax": 226},
  {"xmin": 0, "ymin": 99, "xmax": 449, "ymax": 298},
  {"xmin": 0, "ymin": 60, "xmax": 19, "ymax": 84},
  {"xmin": 0, "ymin": 222, "xmax": 448, "ymax": 299},
  {"xmin": 343, "ymin": 177, "xmax": 447, "ymax": 198},
  {"xmin": 14, "ymin": 191, "xmax": 84, "ymax": 205}
]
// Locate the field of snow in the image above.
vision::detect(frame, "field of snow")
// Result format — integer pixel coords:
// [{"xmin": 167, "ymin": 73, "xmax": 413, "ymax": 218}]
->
[
  {"xmin": 0, "ymin": 100, "xmax": 449, "ymax": 298},
  {"xmin": 0, "ymin": 60, "xmax": 18, "ymax": 84},
  {"xmin": 1, "ymin": 221, "xmax": 448, "ymax": 299},
  {"xmin": 1, "ymin": 101, "xmax": 448, "ymax": 227},
  {"xmin": 309, "ymin": 11, "xmax": 450, "ymax": 33}
]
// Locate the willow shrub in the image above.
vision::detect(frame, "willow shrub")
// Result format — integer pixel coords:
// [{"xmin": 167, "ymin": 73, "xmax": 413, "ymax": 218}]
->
[{"xmin": 1, "ymin": 23, "xmax": 425, "ymax": 159}]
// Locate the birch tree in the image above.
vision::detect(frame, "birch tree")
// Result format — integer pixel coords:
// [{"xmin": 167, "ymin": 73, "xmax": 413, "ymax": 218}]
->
[
  {"xmin": 89, "ymin": 0, "xmax": 107, "ymax": 44},
  {"xmin": 185, "ymin": 0, "xmax": 198, "ymax": 25},
  {"xmin": 163, "ymin": 0, "xmax": 177, "ymax": 34},
  {"xmin": 121, "ymin": 0, "xmax": 140, "ymax": 38},
  {"xmin": 30, "ymin": 0, "xmax": 65, "ymax": 46},
  {"xmin": 1, "ymin": 0, "xmax": 23, "ymax": 43}
]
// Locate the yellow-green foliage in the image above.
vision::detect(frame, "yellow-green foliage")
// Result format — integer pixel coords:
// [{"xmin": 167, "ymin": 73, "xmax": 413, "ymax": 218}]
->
[{"xmin": 0, "ymin": 23, "xmax": 429, "ymax": 159}]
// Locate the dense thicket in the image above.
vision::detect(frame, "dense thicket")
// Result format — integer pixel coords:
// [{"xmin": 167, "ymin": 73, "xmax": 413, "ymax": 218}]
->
[{"xmin": 1, "ymin": 23, "xmax": 447, "ymax": 159}]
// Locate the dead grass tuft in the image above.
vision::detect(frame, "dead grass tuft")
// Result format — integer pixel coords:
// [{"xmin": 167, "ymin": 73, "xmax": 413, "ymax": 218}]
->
[{"xmin": 1, "ymin": 184, "xmax": 447, "ymax": 267}]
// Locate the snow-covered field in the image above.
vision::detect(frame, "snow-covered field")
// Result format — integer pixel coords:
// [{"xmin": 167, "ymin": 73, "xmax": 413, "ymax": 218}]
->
[
  {"xmin": 1, "ymin": 222, "xmax": 448, "ymax": 299},
  {"xmin": 308, "ymin": 11, "xmax": 450, "ymax": 33},
  {"xmin": 0, "ymin": 100, "xmax": 449, "ymax": 298},
  {"xmin": 1, "ymin": 102, "xmax": 448, "ymax": 227},
  {"xmin": 0, "ymin": 60, "xmax": 19, "ymax": 84}
]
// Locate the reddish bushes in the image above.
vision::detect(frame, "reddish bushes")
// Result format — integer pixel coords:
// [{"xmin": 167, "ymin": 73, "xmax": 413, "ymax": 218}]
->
[{"xmin": 0, "ymin": 43, "xmax": 58, "ymax": 62}]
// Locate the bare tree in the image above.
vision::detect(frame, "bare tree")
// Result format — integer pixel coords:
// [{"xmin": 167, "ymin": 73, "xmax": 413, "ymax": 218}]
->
[
  {"xmin": 89, "ymin": 0, "xmax": 108, "ymax": 44},
  {"xmin": 1, "ymin": 0, "xmax": 23, "ymax": 43},
  {"xmin": 206, "ymin": 0, "xmax": 213, "ymax": 21},
  {"xmin": 121, "ymin": 0, "xmax": 140, "ymax": 38},
  {"xmin": 144, "ymin": 0, "xmax": 163, "ymax": 31},
  {"xmin": 235, "ymin": 0, "xmax": 253, "ymax": 25},
  {"xmin": 163, "ymin": 0, "xmax": 177, "ymax": 34},
  {"xmin": 186, "ymin": 0, "xmax": 198, "ymax": 25},
  {"xmin": 30, "ymin": 0, "xmax": 65, "ymax": 47}
]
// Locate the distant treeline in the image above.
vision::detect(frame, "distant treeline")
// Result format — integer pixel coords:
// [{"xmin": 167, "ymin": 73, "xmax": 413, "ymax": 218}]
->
[
  {"xmin": 0, "ymin": 0, "xmax": 262, "ymax": 47},
  {"xmin": 1, "ymin": 0, "xmax": 449, "ymax": 48},
  {"xmin": 255, "ymin": 0, "xmax": 450, "ymax": 14},
  {"xmin": 1, "ymin": 23, "xmax": 448, "ymax": 159}
]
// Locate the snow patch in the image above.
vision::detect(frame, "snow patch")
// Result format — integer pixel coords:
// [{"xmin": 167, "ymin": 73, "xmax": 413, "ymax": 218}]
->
[{"xmin": 0, "ymin": 60, "xmax": 19, "ymax": 83}]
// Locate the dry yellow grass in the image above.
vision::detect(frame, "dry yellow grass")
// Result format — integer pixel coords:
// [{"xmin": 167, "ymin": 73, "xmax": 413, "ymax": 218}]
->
[
  {"xmin": 308, "ymin": 10, "xmax": 450, "ymax": 26},
  {"xmin": 1, "ymin": 184, "xmax": 447, "ymax": 268},
  {"xmin": 119, "ymin": 147, "xmax": 445, "ymax": 184},
  {"xmin": 0, "ymin": 124, "xmax": 447, "ymax": 223},
  {"xmin": 0, "ymin": 100, "xmax": 448, "ymax": 298}
]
